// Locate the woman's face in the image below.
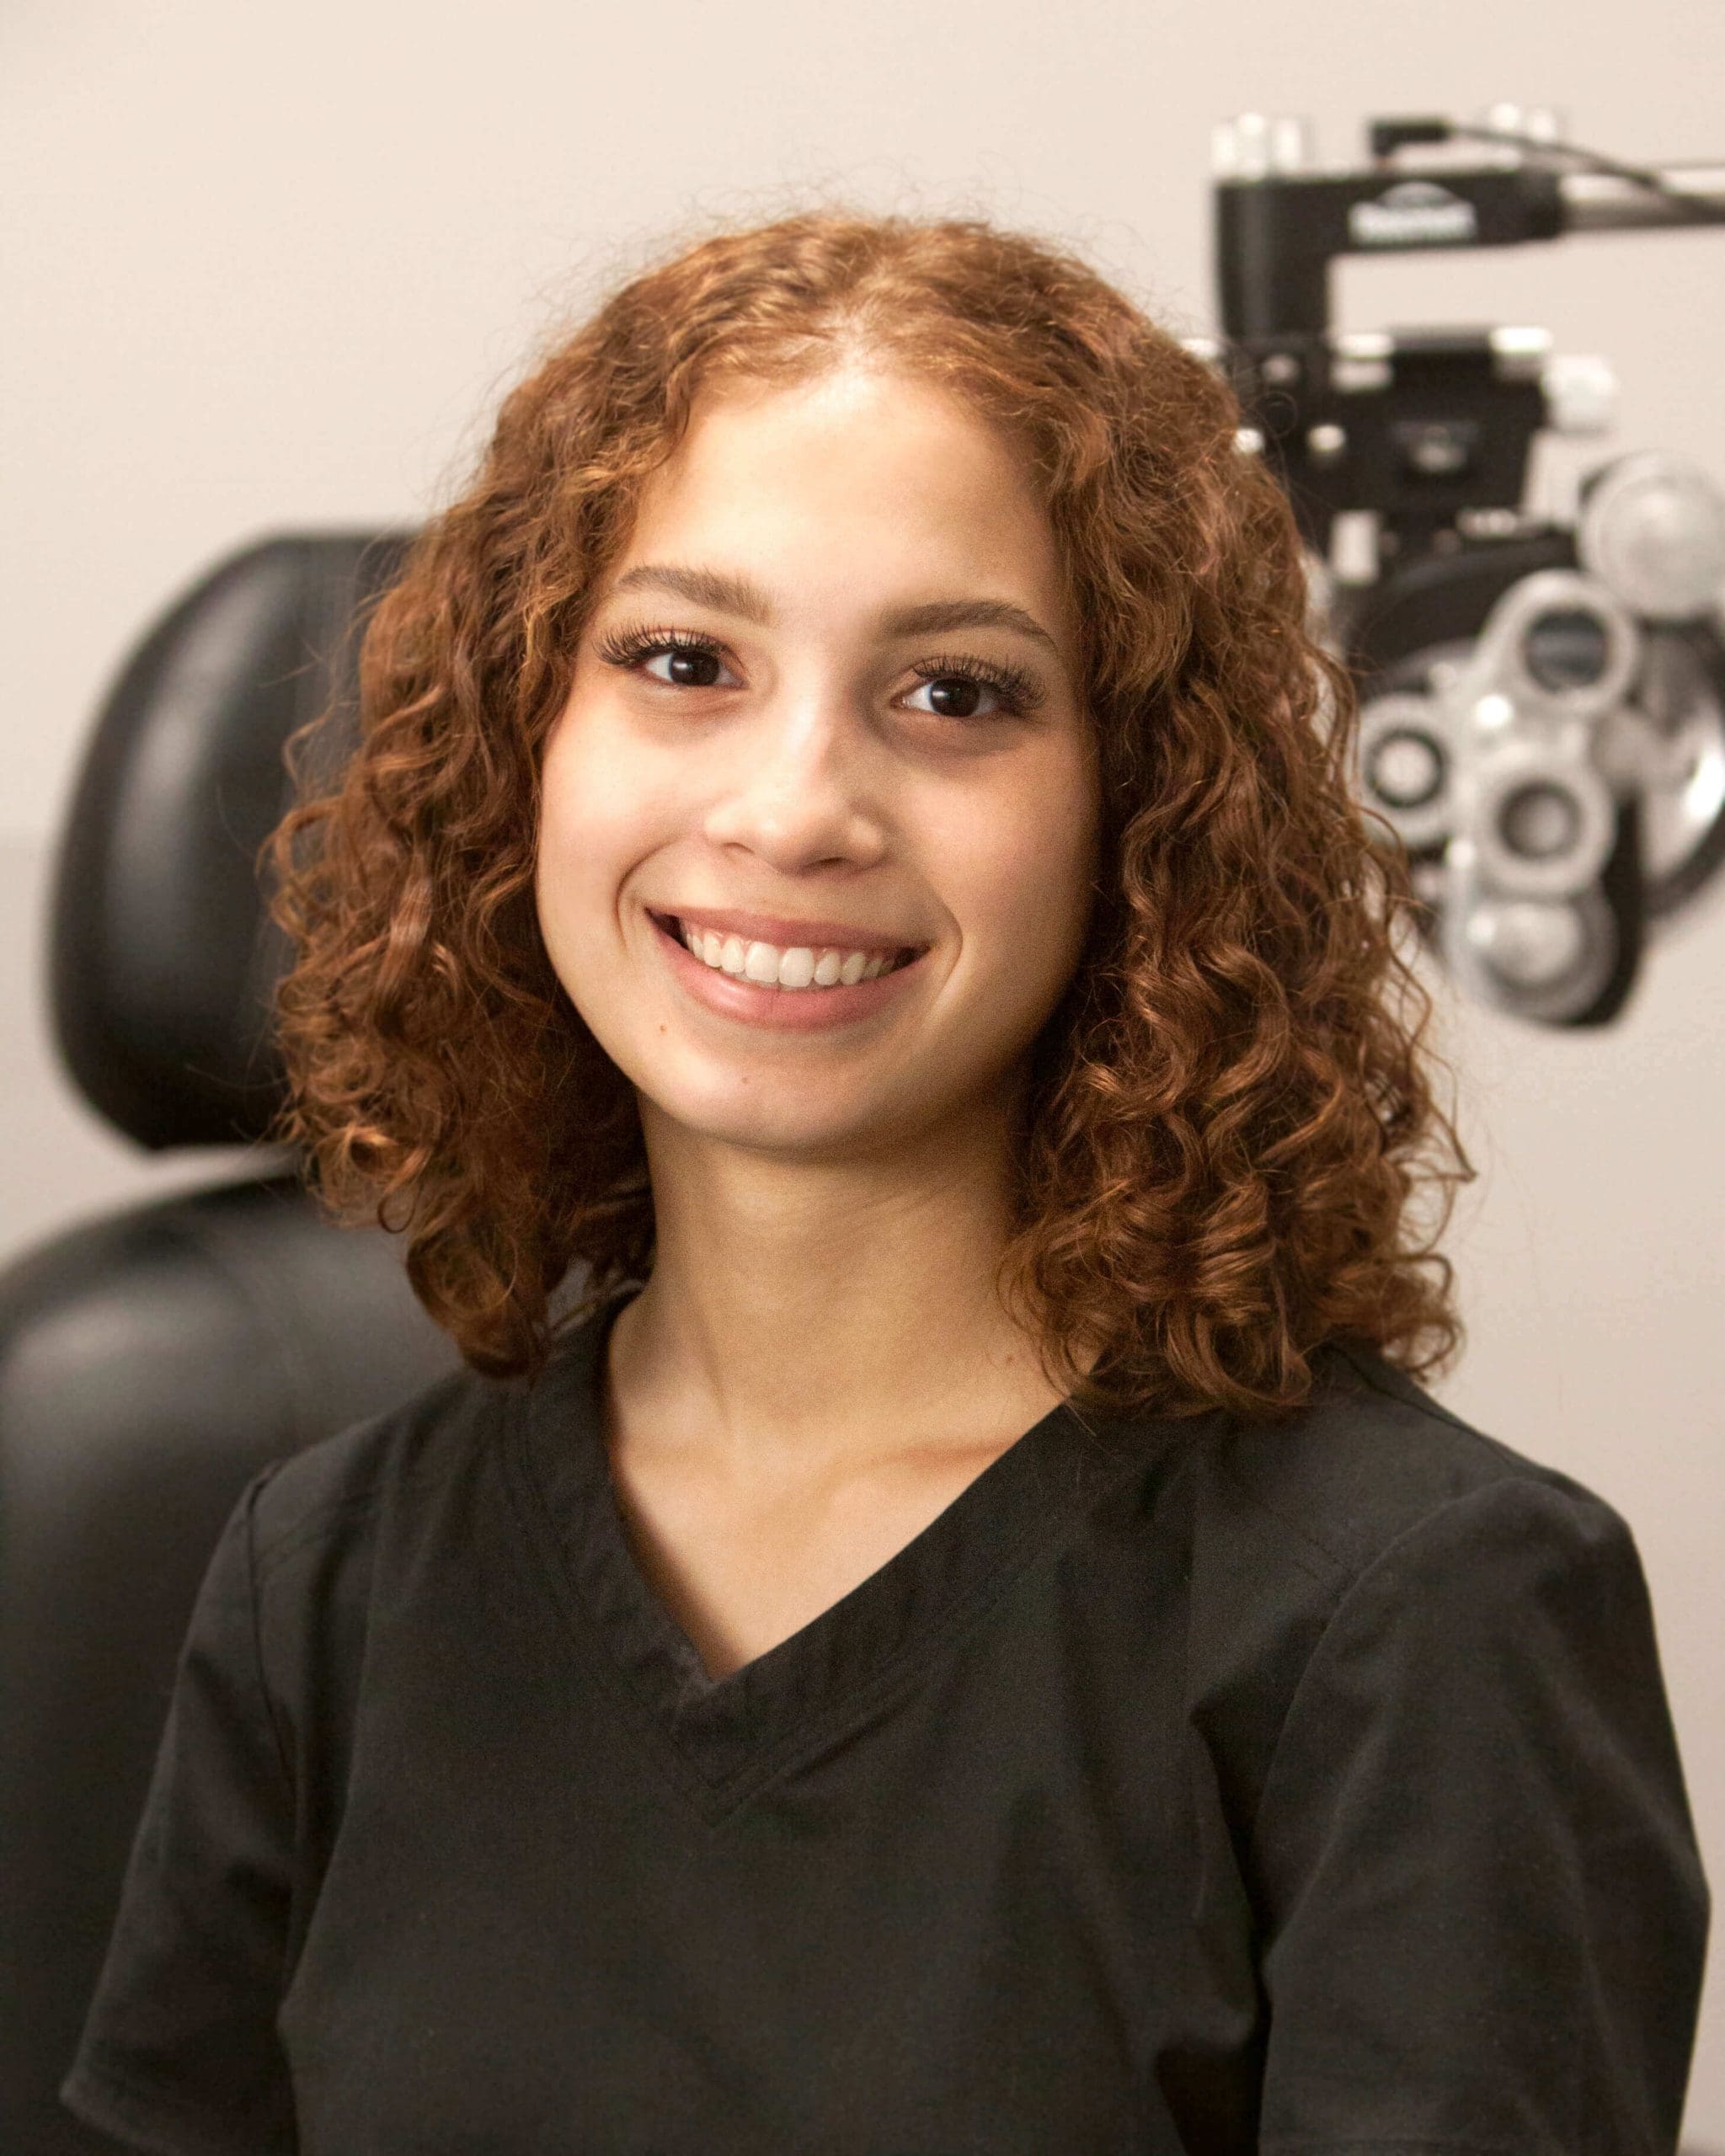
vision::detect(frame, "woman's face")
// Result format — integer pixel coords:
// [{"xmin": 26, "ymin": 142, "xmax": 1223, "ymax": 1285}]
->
[{"xmin": 536, "ymin": 362, "xmax": 1100, "ymax": 1166}]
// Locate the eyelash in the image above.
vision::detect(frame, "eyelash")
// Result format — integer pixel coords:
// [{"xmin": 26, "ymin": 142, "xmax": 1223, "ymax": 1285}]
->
[{"xmin": 592, "ymin": 623, "xmax": 1044, "ymax": 720}]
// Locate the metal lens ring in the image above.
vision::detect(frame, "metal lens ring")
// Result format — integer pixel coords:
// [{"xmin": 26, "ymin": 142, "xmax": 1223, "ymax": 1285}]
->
[
  {"xmin": 1357, "ymin": 691, "xmax": 1454, "ymax": 853},
  {"xmin": 1477, "ymin": 568, "xmax": 1641, "ymax": 722},
  {"xmin": 1470, "ymin": 743, "xmax": 1619, "ymax": 899}
]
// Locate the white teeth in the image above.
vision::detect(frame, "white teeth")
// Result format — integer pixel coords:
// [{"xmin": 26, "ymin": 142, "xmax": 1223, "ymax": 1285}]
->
[{"xmin": 676, "ymin": 919, "xmax": 905, "ymax": 990}]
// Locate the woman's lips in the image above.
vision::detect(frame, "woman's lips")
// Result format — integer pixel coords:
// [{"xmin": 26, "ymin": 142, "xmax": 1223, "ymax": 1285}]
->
[{"xmin": 649, "ymin": 909, "xmax": 927, "ymax": 1032}]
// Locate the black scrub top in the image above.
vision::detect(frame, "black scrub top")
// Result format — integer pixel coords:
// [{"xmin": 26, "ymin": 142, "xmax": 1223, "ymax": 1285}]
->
[{"xmin": 61, "ymin": 1288, "xmax": 1709, "ymax": 2155}]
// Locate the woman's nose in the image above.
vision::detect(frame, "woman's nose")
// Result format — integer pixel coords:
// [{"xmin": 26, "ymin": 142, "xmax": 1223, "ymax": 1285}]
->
[{"xmin": 701, "ymin": 696, "xmax": 887, "ymax": 862}]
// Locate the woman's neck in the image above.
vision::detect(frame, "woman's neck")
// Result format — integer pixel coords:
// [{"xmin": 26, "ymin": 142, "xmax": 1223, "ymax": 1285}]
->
[{"xmin": 610, "ymin": 1107, "xmax": 1064, "ymax": 1481}]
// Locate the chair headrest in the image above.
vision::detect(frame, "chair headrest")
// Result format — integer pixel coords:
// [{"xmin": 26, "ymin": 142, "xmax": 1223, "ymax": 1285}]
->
[{"xmin": 48, "ymin": 531, "xmax": 413, "ymax": 1150}]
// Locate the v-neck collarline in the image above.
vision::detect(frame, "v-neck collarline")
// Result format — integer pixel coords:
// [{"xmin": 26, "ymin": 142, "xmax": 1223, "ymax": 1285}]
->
[{"xmin": 508, "ymin": 1283, "xmax": 1173, "ymax": 1805}]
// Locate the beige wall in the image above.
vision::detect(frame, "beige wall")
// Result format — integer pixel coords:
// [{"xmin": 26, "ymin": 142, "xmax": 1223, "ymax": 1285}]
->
[{"xmin": 5, "ymin": 0, "xmax": 1722, "ymax": 2133}]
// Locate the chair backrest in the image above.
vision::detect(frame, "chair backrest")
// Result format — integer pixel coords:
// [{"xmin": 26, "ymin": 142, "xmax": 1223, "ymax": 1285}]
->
[{"xmin": 0, "ymin": 534, "xmax": 467, "ymax": 2150}]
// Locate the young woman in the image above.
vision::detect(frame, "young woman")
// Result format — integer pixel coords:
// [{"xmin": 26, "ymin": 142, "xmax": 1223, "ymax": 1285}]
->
[{"xmin": 63, "ymin": 210, "xmax": 1708, "ymax": 2153}]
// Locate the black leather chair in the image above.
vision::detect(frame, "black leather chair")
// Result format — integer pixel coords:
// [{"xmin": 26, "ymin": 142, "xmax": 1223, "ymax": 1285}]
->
[{"xmin": 0, "ymin": 534, "xmax": 468, "ymax": 2150}]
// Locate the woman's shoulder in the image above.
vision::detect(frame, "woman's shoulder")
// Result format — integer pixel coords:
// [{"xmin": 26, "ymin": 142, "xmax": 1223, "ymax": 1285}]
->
[
  {"xmin": 243, "ymin": 1353, "xmax": 521, "ymax": 1579},
  {"xmin": 1187, "ymin": 1336, "xmax": 1632, "ymax": 1602},
  {"xmin": 1162, "ymin": 1343, "xmax": 1680, "ymax": 1882}
]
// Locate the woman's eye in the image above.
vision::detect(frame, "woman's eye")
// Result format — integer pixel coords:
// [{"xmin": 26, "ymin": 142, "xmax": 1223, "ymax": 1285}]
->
[
  {"xmin": 903, "ymin": 672, "xmax": 1016, "ymax": 722},
  {"xmin": 641, "ymin": 643, "xmax": 735, "ymax": 689}
]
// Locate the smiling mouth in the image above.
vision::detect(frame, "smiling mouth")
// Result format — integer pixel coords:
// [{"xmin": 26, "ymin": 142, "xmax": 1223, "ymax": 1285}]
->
[{"xmin": 648, "ymin": 910, "xmax": 921, "ymax": 973}]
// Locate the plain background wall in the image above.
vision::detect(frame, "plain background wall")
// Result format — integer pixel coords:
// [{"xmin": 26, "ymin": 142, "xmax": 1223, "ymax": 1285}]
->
[{"xmin": 5, "ymin": 0, "xmax": 1722, "ymax": 2133}]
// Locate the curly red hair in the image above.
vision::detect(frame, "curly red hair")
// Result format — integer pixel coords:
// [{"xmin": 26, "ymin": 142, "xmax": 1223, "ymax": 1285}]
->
[{"xmin": 262, "ymin": 207, "xmax": 1477, "ymax": 1424}]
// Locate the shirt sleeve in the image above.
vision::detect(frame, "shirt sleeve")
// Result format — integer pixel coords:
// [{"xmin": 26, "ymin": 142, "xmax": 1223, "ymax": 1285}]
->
[
  {"xmin": 59, "ymin": 1463, "xmax": 299, "ymax": 2156},
  {"xmin": 1250, "ymin": 1473, "xmax": 1710, "ymax": 2156}
]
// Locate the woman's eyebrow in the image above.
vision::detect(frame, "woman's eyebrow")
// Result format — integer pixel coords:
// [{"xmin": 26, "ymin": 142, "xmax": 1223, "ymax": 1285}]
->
[{"xmin": 604, "ymin": 563, "xmax": 1060, "ymax": 654}]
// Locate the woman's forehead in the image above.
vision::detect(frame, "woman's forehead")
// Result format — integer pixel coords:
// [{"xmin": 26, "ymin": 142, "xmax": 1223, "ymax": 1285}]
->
[
  {"xmin": 613, "ymin": 371, "xmax": 1067, "ymax": 626},
  {"xmin": 667, "ymin": 361, "xmax": 1035, "ymax": 499}
]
